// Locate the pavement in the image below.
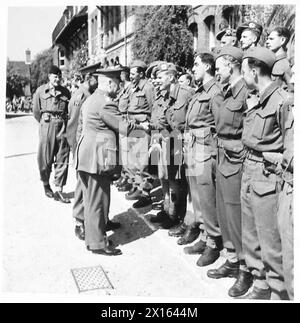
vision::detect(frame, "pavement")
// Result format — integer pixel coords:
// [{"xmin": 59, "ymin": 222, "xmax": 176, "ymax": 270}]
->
[{"xmin": 2, "ymin": 115, "xmax": 236, "ymax": 301}]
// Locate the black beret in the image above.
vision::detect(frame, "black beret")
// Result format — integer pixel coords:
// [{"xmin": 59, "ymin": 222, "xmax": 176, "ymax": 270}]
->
[{"xmin": 48, "ymin": 65, "xmax": 62, "ymax": 75}]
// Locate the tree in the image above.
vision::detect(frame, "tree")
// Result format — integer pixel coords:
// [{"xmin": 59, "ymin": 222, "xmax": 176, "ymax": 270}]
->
[
  {"xmin": 132, "ymin": 5, "xmax": 194, "ymax": 69},
  {"xmin": 6, "ymin": 62, "xmax": 30, "ymax": 99},
  {"xmin": 30, "ymin": 47, "xmax": 54, "ymax": 93},
  {"xmin": 69, "ymin": 44, "xmax": 89, "ymax": 78}
]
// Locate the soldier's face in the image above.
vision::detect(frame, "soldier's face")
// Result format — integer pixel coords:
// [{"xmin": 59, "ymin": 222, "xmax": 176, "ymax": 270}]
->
[
  {"xmin": 215, "ymin": 57, "xmax": 231, "ymax": 84},
  {"xmin": 157, "ymin": 71, "xmax": 171, "ymax": 91},
  {"xmin": 88, "ymin": 76, "xmax": 98, "ymax": 93},
  {"xmin": 192, "ymin": 56, "xmax": 206, "ymax": 82},
  {"xmin": 178, "ymin": 75, "xmax": 190, "ymax": 86},
  {"xmin": 240, "ymin": 30, "xmax": 257, "ymax": 50},
  {"xmin": 220, "ymin": 36, "xmax": 237, "ymax": 48},
  {"xmin": 266, "ymin": 31, "xmax": 285, "ymax": 52},
  {"xmin": 48, "ymin": 73, "xmax": 61, "ymax": 87},
  {"xmin": 241, "ymin": 59, "xmax": 256, "ymax": 89},
  {"xmin": 130, "ymin": 67, "xmax": 141, "ymax": 85}
]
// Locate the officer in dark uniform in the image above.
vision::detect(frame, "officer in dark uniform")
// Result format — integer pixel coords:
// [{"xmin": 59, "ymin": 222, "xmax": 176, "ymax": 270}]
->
[
  {"xmin": 277, "ymin": 78, "xmax": 294, "ymax": 300},
  {"xmin": 75, "ymin": 67, "xmax": 148, "ymax": 255},
  {"xmin": 125, "ymin": 60, "xmax": 155, "ymax": 208},
  {"xmin": 33, "ymin": 65, "xmax": 71, "ymax": 203},
  {"xmin": 216, "ymin": 28, "xmax": 238, "ymax": 47},
  {"xmin": 265, "ymin": 27, "xmax": 292, "ymax": 90},
  {"xmin": 66, "ymin": 73, "xmax": 98, "ymax": 240},
  {"xmin": 206, "ymin": 46, "xmax": 253, "ymax": 297},
  {"xmin": 236, "ymin": 21, "xmax": 263, "ymax": 51},
  {"xmin": 240, "ymin": 47, "xmax": 289, "ymax": 300},
  {"xmin": 183, "ymin": 51, "xmax": 224, "ymax": 267}
]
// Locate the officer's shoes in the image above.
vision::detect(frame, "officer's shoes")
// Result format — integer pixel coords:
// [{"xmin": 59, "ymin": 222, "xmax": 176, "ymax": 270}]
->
[
  {"xmin": 91, "ymin": 245, "xmax": 122, "ymax": 256},
  {"xmin": 125, "ymin": 188, "xmax": 142, "ymax": 200},
  {"xmin": 184, "ymin": 239, "xmax": 206, "ymax": 254},
  {"xmin": 150, "ymin": 210, "xmax": 169, "ymax": 223},
  {"xmin": 54, "ymin": 191, "xmax": 71, "ymax": 203},
  {"xmin": 44, "ymin": 184, "xmax": 54, "ymax": 198},
  {"xmin": 196, "ymin": 246, "xmax": 220, "ymax": 267},
  {"xmin": 114, "ymin": 176, "xmax": 124, "ymax": 187},
  {"xmin": 207, "ymin": 260, "xmax": 239, "ymax": 279},
  {"xmin": 177, "ymin": 226, "xmax": 200, "ymax": 245},
  {"xmin": 118, "ymin": 183, "xmax": 132, "ymax": 192},
  {"xmin": 228, "ymin": 270, "xmax": 253, "ymax": 298},
  {"xmin": 75, "ymin": 224, "xmax": 85, "ymax": 240},
  {"xmin": 159, "ymin": 217, "xmax": 180, "ymax": 229},
  {"xmin": 237, "ymin": 286, "xmax": 271, "ymax": 300},
  {"xmin": 168, "ymin": 222, "xmax": 187, "ymax": 237},
  {"xmin": 106, "ymin": 220, "xmax": 121, "ymax": 231},
  {"xmin": 132, "ymin": 196, "xmax": 152, "ymax": 208}
]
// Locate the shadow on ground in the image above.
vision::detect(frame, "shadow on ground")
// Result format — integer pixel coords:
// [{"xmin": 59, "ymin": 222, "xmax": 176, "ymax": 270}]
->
[{"xmin": 108, "ymin": 209, "xmax": 158, "ymax": 247}]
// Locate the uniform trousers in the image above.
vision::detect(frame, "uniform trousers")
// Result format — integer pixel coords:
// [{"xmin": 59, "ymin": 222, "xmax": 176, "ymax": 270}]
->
[
  {"xmin": 37, "ymin": 118, "xmax": 69, "ymax": 187},
  {"xmin": 187, "ymin": 157, "xmax": 221, "ymax": 248},
  {"xmin": 72, "ymin": 172, "xmax": 84, "ymax": 222},
  {"xmin": 216, "ymin": 159, "xmax": 243, "ymax": 262},
  {"xmin": 241, "ymin": 158, "xmax": 288, "ymax": 299},
  {"xmin": 277, "ymin": 180, "xmax": 294, "ymax": 300},
  {"xmin": 78, "ymin": 171, "xmax": 111, "ymax": 250}
]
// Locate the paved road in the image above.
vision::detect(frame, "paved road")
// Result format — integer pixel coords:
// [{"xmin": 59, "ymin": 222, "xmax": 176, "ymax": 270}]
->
[{"xmin": 3, "ymin": 116, "xmax": 234, "ymax": 301}]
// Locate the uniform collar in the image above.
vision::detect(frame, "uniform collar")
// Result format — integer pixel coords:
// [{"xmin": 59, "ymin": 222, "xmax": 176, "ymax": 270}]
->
[
  {"xmin": 45, "ymin": 83, "xmax": 61, "ymax": 96},
  {"xmin": 135, "ymin": 78, "xmax": 147, "ymax": 91},
  {"xmin": 231, "ymin": 78, "xmax": 245, "ymax": 98},
  {"xmin": 275, "ymin": 52, "xmax": 287, "ymax": 62},
  {"xmin": 259, "ymin": 82, "xmax": 279, "ymax": 105},
  {"xmin": 170, "ymin": 83, "xmax": 180, "ymax": 100},
  {"xmin": 195, "ymin": 78, "xmax": 215, "ymax": 94}
]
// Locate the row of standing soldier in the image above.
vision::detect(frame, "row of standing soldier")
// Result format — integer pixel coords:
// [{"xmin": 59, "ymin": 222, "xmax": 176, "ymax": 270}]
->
[{"xmin": 32, "ymin": 20, "xmax": 294, "ymax": 300}]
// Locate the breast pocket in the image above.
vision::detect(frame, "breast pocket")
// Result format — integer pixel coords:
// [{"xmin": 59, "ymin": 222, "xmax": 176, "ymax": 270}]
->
[
  {"xmin": 136, "ymin": 92, "xmax": 147, "ymax": 106},
  {"xmin": 41, "ymin": 94, "xmax": 52, "ymax": 109},
  {"xmin": 58, "ymin": 96, "xmax": 69, "ymax": 112},
  {"xmin": 225, "ymin": 102, "xmax": 244, "ymax": 130},
  {"xmin": 253, "ymin": 108, "xmax": 276, "ymax": 140}
]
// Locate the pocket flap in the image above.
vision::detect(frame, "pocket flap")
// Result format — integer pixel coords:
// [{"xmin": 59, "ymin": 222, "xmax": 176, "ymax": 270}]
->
[
  {"xmin": 226, "ymin": 102, "xmax": 244, "ymax": 112},
  {"xmin": 256, "ymin": 106, "xmax": 276, "ymax": 118},
  {"xmin": 252, "ymin": 181, "xmax": 276, "ymax": 196},
  {"xmin": 196, "ymin": 94, "xmax": 210, "ymax": 102}
]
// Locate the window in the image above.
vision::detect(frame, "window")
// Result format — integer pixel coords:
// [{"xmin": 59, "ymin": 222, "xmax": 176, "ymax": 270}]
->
[
  {"xmin": 205, "ymin": 16, "xmax": 215, "ymax": 50},
  {"xmin": 190, "ymin": 23, "xmax": 198, "ymax": 52},
  {"xmin": 223, "ymin": 7, "xmax": 235, "ymax": 28}
]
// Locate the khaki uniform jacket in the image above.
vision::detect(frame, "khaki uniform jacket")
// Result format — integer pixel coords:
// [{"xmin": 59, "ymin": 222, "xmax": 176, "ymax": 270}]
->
[
  {"xmin": 272, "ymin": 52, "xmax": 292, "ymax": 90},
  {"xmin": 65, "ymin": 86, "xmax": 91, "ymax": 154},
  {"xmin": 33, "ymin": 83, "xmax": 70, "ymax": 122}
]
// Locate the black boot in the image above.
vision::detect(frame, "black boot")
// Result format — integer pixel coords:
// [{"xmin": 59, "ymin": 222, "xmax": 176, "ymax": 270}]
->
[
  {"xmin": 132, "ymin": 195, "xmax": 152, "ymax": 208},
  {"xmin": 183, "ymin": 239, "xmax": 206, "ymax": 254},
  {"xmin": 168, "ymin": 222, "xmax": 187, "ymax": 237},
  {"xmin": 238, "ymin": 286, "xmax": 271, "ymax": 300},
  {"xmin": 150, "ymin": 210, "xmax": 169, "ymax": 223},
  {"xmin": 228, "ymin": 271, "xmax": 253, "ymax": 297},
  {"xmin": 118, "ymin": 182, "xmax": 132, "ymax": 192},
  {"xmin": 196, "ymin": 246, "xmax": 220, "ymax": 267},
  {"xmin": 207, "ymin": 260, "xmax": 239, "ymax": 279},
  {"xmin": 126, "ymin": 188, "xmax": 142, "ymax": 200},
  {"xmin": 44, "ymin": 184, "xmax": 54, "ymax": 198},
  {"xmin": 177, "ymin": 226, "xmax": 200, "ymax": 245},
  {"xmin": 75, "ymin": 224, "xmax": 85, "ymax": 240}
]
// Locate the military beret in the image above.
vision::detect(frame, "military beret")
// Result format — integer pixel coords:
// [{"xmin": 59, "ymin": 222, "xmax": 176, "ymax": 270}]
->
[
  {"xmin": 243, "ymin": 47, "xmax": 276, "ymax": 69},
  {"xmin": 216, "ymin": 46, "xmax": 244, "ymax": 63},
  {"xmin": 120, "ymin": 66, "xmax": 130, "ymax": 74},
  {"xmin": 156, "ymin": 62, "xmax": 178, "ymax": 74},
  {"xmin": 130, "ymin": 60, "xmax": 147, "ymax": 70},
  {"xmin": 196, "ymin": 47, "xmax": 215, "ymax": 56},
  {"xmin": 93, "ymin": 67, "xmax": 123, "ymax": 78},
  {"xmin": 48, "ymin": 65, "xmax": 62, "ymax": 75},
  {"xmin": 216, "ymin": 28, "xmax": 237, "ymax": 41},
  {"xmin": 237, "ymin": 21, "xmax": 263, "ymax": 40},
  {"xmin": 145, "ymin": 60, "xmax": 164, "ymax": 78}
]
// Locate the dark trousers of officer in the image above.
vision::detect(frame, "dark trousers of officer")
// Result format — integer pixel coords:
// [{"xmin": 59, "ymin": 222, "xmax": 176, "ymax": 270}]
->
[
  {"xmin": 78, "ymin": 171, "xmax": 110, "ymax": 250},
  {"xmin": 241, "ymin": 158, "xmax": 287, "ymax": 299},
  {"xmin": 277, "ymin": 180, "xmax": 294, "ymax": 300},
  {"xmin": 72, "ymin": 172, "xmax": 84, "ymax": 222},
  {"xmin": 187, "ymin": 157, "xmax": 221, "ymax": 248},
  {"xmin": 161, "ymin": 178, "xmax": 187, "ymax": 221},
  {"xmin": 216, "ymin": 149, "xmax": 243, "ymax": 262},
  {"xmin": 37, "ymin": 118, "xmax": 69, "ymax": 187}
]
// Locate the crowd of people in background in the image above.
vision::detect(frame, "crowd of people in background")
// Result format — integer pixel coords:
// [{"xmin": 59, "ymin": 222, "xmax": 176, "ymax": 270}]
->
[{"xmin": 32, "ymin": 20, "xmax": 294, "ymax": 301}]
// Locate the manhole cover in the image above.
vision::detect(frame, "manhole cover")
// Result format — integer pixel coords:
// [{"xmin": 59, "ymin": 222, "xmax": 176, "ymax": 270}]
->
[{"xmin": 71, "ymin": 265, "xmax": 114, "ymax": 293}]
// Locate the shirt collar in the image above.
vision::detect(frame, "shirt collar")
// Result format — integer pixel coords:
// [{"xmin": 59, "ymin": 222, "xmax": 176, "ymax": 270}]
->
[
  {"xmin": 231, "ymin": 77, "xmax": 245, "ymax": 98},
  {"xmin": 275, "ymin": 52, "xmax": 287, "ymax": 62},
  {"xmin": 135, "ymin": 78, "xmax": 147, "ymax": 91},
  {"xmin": 259, "ymin": 82, "xmax": 279, "ymax": 105}
]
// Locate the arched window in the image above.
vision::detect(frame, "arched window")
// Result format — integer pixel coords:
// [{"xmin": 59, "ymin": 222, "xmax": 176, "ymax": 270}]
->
[
  {"xmin": 190, "ymin": 23, "xmax": 198, "ymax": 52},
  {"xmin": 204, "ymin": 16, "xmax": 215, "ymax": 50}
]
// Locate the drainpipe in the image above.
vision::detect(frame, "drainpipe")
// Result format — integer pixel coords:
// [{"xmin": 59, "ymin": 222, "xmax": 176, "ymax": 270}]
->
[{"xmin": 124, "ymin": 6, "xmax": 127, "ymax": 66}]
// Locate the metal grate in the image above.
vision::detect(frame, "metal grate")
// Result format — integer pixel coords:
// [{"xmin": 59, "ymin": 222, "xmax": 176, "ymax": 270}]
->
[{"xmin": 71, "ymin": 265, "xmax": 114, "ymax": 293}]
